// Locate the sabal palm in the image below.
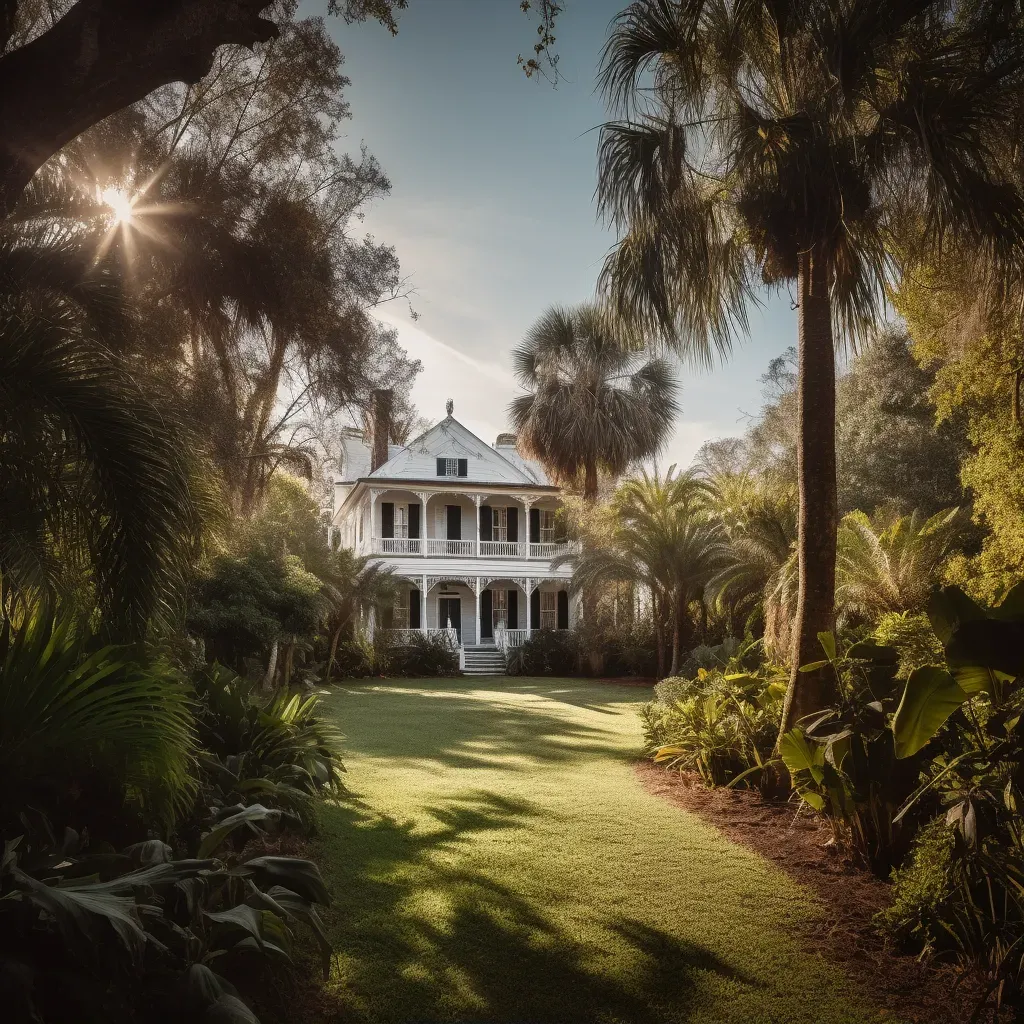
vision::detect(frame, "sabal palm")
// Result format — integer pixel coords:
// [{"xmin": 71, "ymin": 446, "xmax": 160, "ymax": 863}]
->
[
  {"xmin": 597, "ymin": 0, "xmax": 1024, "ymax": 729},
  {"xmin": 510, "ymin": 304, "xmax": 679, "ymax": 501}
]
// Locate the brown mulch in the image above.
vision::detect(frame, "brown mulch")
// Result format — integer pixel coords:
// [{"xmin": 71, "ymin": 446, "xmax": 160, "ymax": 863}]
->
[{"xmin": 635, "ymin": 762, "xmax": 1002, "ymax": 1024}]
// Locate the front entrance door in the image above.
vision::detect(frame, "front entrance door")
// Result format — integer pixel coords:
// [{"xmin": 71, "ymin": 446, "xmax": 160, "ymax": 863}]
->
[{"xmin": 438, "ymin": 597, "xmax": 462, "ymax": 642}]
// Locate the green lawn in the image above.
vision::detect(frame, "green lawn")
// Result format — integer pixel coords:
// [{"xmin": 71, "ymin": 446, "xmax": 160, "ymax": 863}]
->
[{"xmin": 314, "ymin": 678, "xmax": 887, "ymax": 1024}]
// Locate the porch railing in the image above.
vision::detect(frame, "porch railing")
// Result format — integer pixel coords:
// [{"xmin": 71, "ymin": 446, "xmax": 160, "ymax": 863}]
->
[
  {"xmin": 426, "ymin": 538, "xmax": 475, "ymax": 556},
  {"xmin": 374, "ymin": 538, "xmax": 421, "ymax": 554},
  {"xmin": 478, "ymin": 541, "xmax": 525, "ymax": 558}
]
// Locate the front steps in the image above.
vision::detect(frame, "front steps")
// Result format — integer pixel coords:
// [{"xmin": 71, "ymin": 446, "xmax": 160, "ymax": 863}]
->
[{"xmin": 462, "ymin": 644, "xmax": 506, "ymax": 676}]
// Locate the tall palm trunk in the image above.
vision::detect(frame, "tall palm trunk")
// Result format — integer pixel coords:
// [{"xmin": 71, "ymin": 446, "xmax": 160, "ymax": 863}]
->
[
  {"xmin": 583, "ymin": 458, "xmax": 599, "ymax": 502},
  {"xmin": 779, "ymin": 247, "xmax": 838, "ymax": 737},
  {"xmin": 262, "ymin": 638, "xmax": 279, "ymax": 691}
]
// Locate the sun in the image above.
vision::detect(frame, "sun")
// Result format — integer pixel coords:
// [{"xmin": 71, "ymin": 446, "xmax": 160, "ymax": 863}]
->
[{"xmin": 100, "ymin": 186, "xmax": 135, "ymax": 224}]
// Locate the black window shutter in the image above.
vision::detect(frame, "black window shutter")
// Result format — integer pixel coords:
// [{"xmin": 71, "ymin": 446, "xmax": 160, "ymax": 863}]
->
[
  {"xmin": 530, "ymin": 508, "xmax": 540, "ymax": 543},
  {"xmin": 457, "ymin": 458, "xmax": 468, "ymax": 477},
  {"xmin": 408, "ymin": 502, "xmax": 420, "ymax": 539},
  {"xmin": 480, "ymin": 505, "xmax": 492, "ymax": 541},
  {"xmin": 557, "ymin": 590, "xmax": 569, "ymax": 630},
  {"xmin": 410, "ymin": 589, "xmax": 421, "ymax": 629},
  {"xmin": 530, "ymin": 589, "xmax": 541, "ymax": 629},
  {"xmin": 382, "ymin": 604, "xmax": 394, "ymax": 629},
  {"xmin": 446, "ymin": 505, "xmax": 461, "ymax": 540},
  {"xmin": 436, "ymin": 457, "xmax": 445, "ymax": 476},
  {"xmin": 481, "ymin": 589, "xmax": 493, "ymax": 639},
  {"xmin": 381, "ymin": 502, "xmax": 394, "ymax": 538},
  {"xmin": 507, "ymin": 589, "xmax": 518, "ymax": 629},
  {"xmin": 507, "ymin": 506, "xmax": 518, "ymax": 543}
]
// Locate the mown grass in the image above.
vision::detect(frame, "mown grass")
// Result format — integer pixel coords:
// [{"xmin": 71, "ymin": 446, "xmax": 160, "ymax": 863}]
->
[{"xmin": 314, "ymin": 677, "xmax": 888, "ymax": 1024}]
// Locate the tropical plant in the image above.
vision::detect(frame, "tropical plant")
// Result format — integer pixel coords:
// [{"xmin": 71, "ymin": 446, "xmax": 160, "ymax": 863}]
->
[
  {"xmin": 0, "ymin": 611, "xmax": 197, "ymax": 835},
  {"xmin": 883, "ymin": 584, "xmax": 1024, "ymax": 1012},
  {"xmin": 0, "ymin": 803, "xmax": 332, "ymax": 1024},
  {"xmin": 779, "ymin": 634, "xmax": 926, "ymax": 873},
  {"xmin": 642, "ymin": 653, "xmax": 786, "ymax": 793},
  {"xmin": 596, "ymin": 0, "xmax": 1024, "ymax": 735},
  {"xmin": 836, "ymin": 508, "xmax": 961, "ymax": 621},
  {"xmin": 0, "ymin": 297, "xmax": 202, "ymax": 636},
  {"xmin": 191, "ymin": 664, "xmax": 345, "ymax": 829},
  {"xmin": 509, "ymin": 304, "xmax": 678, "ymax": 501},
  {"xmin": 563, "ymin": 468, "xmax": 728, "ymax": 675}
]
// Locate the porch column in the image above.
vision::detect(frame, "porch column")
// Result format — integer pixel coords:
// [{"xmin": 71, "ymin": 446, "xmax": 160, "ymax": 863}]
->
[
  {"xmin": 421, "ymin": 574, "xmax": 428, "ymax": 631},
  {"xmin": 474, "ymin": 494, "xmax": 483, "ymax": 556},
  {"xmin": 521, "ymin": 496, "xmax": 535, "ymax": 559},
  {"xmin": 369, "ymin": 491, "xmax": 378, "ymax": 552},
  {"xmin": 415, "ymin": 491, "xmax": 432, "ymax": 556},
  {"xmin": 475, "ymin": 577, "xmax": 481, "ymax": 645}
]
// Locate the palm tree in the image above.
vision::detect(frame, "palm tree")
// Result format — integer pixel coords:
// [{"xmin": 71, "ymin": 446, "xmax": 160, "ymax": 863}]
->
[
  {"xmin": 318, "ymin": 548, "xmax": 400, "ymax": 681},
  {"xmin": 0, "ymin": 202, "xmax": 203, "ymax": 636},
  {"xmin": 563, "ymin": 468, "xmax": 727, "ymax": 676},
  {"xmin": 510, "ymin": 304, "xmax": 679, "ymax": 501},
  {"xmin": 596, "ymin": 0, "xmax": 1024, "ymax": 731}
]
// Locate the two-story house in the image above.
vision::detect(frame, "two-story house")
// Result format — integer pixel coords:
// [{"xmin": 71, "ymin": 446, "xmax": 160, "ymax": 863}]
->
[{"xmin": 329, "ymin": 400, "xmax": 577, "ymax": 674}]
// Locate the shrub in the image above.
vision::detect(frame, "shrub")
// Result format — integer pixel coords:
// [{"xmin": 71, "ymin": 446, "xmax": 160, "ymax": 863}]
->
[
  {"xmin": 0, "ymin": 804, "xmax": 332, "ymax": 1024},
  {"xmin": 506, "ymin": 629, "xmax": 577, "ymax": 676},
  {"xmin": 642, "ymin": 663, "xmax": 785, "ymax": 792},
  {"xmin": 675, "ymin": 637, "xmax": 744, "ymax": 680},
  {"xmin": 386, "ymin": 631, "xmax": 460, "ymax": 677}
]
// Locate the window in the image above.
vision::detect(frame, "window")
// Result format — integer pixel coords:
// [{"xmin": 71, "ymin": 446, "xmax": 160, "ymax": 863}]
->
[
  {"xmin": 436, "ymin": 457, "xmax": 467, "ymax": 477},
  {"xmin": 492, "ymin": 588, "xmax": 508, "ymax": 631},
  {"xmin": 540, "ymin": 591, "xmax": 557, "ymax": 630},
  {"xmin": 393, "ymin": 591, "xmax": 409, "ymax": 630},
  {"xmin": 539, "ymin": 509, "xmax": 555, "ymax": 543},
  {"xmin": 394, "ymin": 503, "xmax": 408, "ymax": 539},
  {"xmin": 492, "ymin": 507, "xmax": 508, "ymax": 542}
]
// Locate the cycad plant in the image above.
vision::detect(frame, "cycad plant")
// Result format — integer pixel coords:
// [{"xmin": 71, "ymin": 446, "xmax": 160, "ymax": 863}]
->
[
  {"xmin": 597, "ymin": 0, "xmax": 1024, "ymax": 731},
  {"xmin": 510, "ymin": 304, "xmax": 679, "ymax": 501},
  {"xmin": 836, "ymin": 507, "xmax": 960, "ymax": 620}
]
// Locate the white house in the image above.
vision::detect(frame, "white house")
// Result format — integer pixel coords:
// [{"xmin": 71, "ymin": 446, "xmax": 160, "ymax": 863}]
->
[{"xmin": 328, "ymin": 399, "xmax": 577, "ymax": 674}]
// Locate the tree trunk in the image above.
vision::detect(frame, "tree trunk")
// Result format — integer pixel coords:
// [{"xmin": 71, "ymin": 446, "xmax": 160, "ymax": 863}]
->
[
  {"xmin": 779, "ymin": 247, "xmax": 839, "ymax": 738},
  {"xmin": 0, "ymin": 1, "xmax": 277, "ymax": 218},
  {"xmin": 583, "ymin": 459, "xmax": 599, "ymax": 502},
  {"xmin": 326, "ymin": 625, "xmax": 343, "ymax": 681},
  {"xmin": 668, "ymin": 590, "xmax": 682, "ymax": 676},
  {"xmin": 262, "ymin": 637, "xmax": 278, "ymax": 691}
]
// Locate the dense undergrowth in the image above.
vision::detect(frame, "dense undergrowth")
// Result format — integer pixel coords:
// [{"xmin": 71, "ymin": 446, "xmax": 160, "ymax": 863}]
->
[{"xmin": 641, "ymin": 590, "xmax": 1024, "ymax": 1015}]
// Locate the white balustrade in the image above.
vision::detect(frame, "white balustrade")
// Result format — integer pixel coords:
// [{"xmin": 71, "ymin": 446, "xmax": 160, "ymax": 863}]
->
[
  {"xmin": 426, "ymin": 538, "xmax": 475, "ymax": 556},
  {"xmin": 374, "ymin": 538, "xmax": 421, "ymax": 554},
  {"xmin": 478, "ymin": 540, "xmax": 525, "ymax": 558},
  {"xmin": 528, "ymin": 542, "xmax": 574, "ymax": 559}
]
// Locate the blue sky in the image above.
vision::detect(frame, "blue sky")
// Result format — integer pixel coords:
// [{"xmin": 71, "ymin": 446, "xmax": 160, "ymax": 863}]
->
[{"xmin": 316, "ymin": 0, "xmax": 799, "ymax": 468}]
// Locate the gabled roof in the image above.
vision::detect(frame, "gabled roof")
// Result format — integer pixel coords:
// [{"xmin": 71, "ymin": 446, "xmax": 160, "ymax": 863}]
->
[{"xmin": 336, "ymin": 415, "xmax": 553, "ymax": 488}]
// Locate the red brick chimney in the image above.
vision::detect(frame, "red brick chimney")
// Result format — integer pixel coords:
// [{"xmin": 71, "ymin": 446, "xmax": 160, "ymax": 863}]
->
[{"xmin": 370, "ymin": 388, "xmax": 393, "ymax": 472}]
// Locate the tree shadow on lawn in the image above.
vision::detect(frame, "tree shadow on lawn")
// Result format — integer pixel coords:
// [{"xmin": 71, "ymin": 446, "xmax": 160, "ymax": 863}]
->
[
  {"xmin": 315, "ymin": 789, "xmax": 764, "ymax": 1024},
  {"xmin": 326, "ymin": 684, "xmax": 639, "ymax": 772}
]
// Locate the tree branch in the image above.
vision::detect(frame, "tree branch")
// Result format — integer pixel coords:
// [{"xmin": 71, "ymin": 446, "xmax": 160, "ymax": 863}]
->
[{"xmin": 0, "ymin": 0, "xmax": 278, "ymax": 216}]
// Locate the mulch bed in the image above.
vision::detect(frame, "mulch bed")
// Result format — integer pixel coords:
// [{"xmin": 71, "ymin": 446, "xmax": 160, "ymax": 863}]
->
[{"xmin": 635, "ymin": 762, "xmax": 1001, "ymax": 1024}]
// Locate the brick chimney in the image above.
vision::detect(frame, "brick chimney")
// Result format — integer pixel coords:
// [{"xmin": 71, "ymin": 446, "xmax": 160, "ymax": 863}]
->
[{"xmin": 370, "ymin": 388, "xmax": 393, "ymax": 472}]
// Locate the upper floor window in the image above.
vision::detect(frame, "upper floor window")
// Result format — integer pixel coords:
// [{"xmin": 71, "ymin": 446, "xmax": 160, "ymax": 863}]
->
[
  {"xmin": 436, "ymin": 457, "xmax": 467, "ymax": 477},
  {"xmin": 540, "ymin": 590, "xmax": 557, "ymax": 630},
  {"xmin": 492, "ymin": 506, "xmax": 508, "ymax": 542},
  {"xmin": 394, "ymin": 503, "xmax": 409, "ymax": 539},
  {"xmin": 539, "ymin": 509, "xmax": 555, "ymax": 543}
]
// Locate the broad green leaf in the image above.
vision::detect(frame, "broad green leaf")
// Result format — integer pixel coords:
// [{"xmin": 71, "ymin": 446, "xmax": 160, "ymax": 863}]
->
[
  {"xmin": 799, "ymin": 791, "xmax": 825, "ymax": 811},
  {"xmin": 927, "ymin": 586, "xmax": 985, "ymax": 645},
  {"xmin": 198, "ymin": 804, "xmax": 278, "ymax": 859},
  {"xmin": 241, "ymin": 857, "xmax": 330, "ymax": 906},
  {"xmin": 817, "ymin": 632, "xmax": 837, "ymax": 662},
  {"xmin": 798, "ymin": 659, "xmax": 828, "ymax": 673},
  {"xmin": 778, "ymin": 729, "xmax": 822, "ymax": 774},
  {"xmin": 892, "ymin": 666, "xmax": 968, "ymax": 759}
]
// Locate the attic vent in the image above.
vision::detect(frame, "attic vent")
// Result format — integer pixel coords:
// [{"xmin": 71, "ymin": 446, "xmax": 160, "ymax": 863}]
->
[{"xmin": 495, "ymin": 433, "xmax": 517, "ymax": 447}]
